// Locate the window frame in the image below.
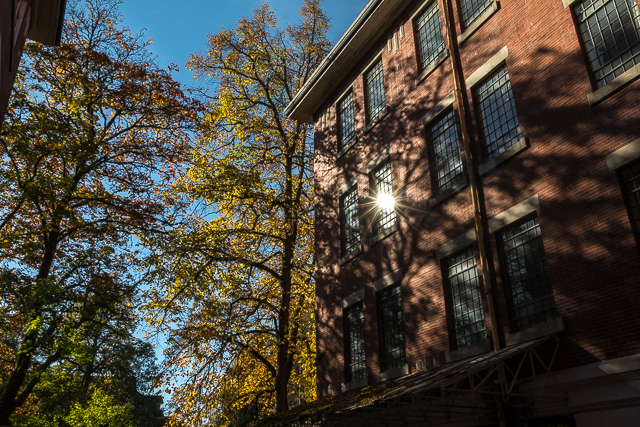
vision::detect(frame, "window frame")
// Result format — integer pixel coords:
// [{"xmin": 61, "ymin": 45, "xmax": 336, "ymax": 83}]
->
[
  {"xmin": 425, "ymin": 107, "xmax": 466, "ymax": 196},
  {"xmin": 605, "ymin": 138, "xmax": 640, "ymax": 252},
  {"xmin": 364, "ymin": 58, "xmax": 387, "ymax": 125},
  {"xmin": 337, "ymin": 90, "xmax": 356, "ymax": 152},
  {"xmin": 339, "ymin": 185, "xmax": 361, "ymax": 258},
  {"xmin": 371, "ymin": 159, "xmax": 397, "ymax": 237},
  {"xmin": 496, "ymin": 214, "xmax": 557, "ymax": 333},
  {"xmin": 441, "ymin": 246, "xmax": 487, "ymax": 350},
  {"xmin": 473, "ymin": 64, "xmax": 523, "ymax": 162},
  {"xmin": 344, "ymin": 301, "xmax": 367, "ymax": 383},
  {"xmin": 571, "ymin": 0, "xmax": 640, "ymax": 91},
  {"xmin": 458, "ymin": 0, "xmax": 496, "ymax": 30},
  {"xmin": 414, "ymin": 0, "xmax": 447, "ymax": 73},
  {"xmin": 377, "ymin": 283, "xmax": 406, "ymax": 372}
]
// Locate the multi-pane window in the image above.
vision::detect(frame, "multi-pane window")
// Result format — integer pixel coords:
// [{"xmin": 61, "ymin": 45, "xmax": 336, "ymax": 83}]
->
[
  {"xmin": 344, "ymin": 302, "xmax": 366, "ymax": 382},
  {"xmin": 338, "ymin": 92, "xmax": 355, "ymax": 150},
  {"xmin": 426, "ymin": 110, "xmax": 464, "ymax": 194},
  {"xmin": 365, "ymin": 60, "xmax": 386, "ymax": 122},
  {"xmin": 416, "ymin": 1, "xmax": 446, "ymax": 71},
  {"xmin": 475, "ymin": 66, "xmax": 523, "ymax": 160},
  {"xmin": 340, "ymin": 187, "xmax": 361, "ymax": 256},
  {"xmin": 444, "ymin": 248, "xmax": 486, "ymax": 349},
  {"xmin": 619, "ymin": 160, "xmax": 640, "ymax": 241},
  {"xmin": 460, "ymin": 0, "xmax": 494, "ymax": 29},
  {"xmin": 378, "ymin": 284, "xmax": 406, "ymax": 371},
  {"xmin": 498, "ymin": 216, "xmax": 557, "ymax": 332},
  {"xmin": 575, "ymin": 0, "xmax": 640, "ymax": 88},
  {"xmin": 372, "ymin": 161, "xmax": 396, "ymax": 235}
]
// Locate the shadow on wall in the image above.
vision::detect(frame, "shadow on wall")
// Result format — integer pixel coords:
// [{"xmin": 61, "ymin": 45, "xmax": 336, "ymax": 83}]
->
[{"xmin": 312, "ymin": 36, "xmax": 640, "ymax": 392}]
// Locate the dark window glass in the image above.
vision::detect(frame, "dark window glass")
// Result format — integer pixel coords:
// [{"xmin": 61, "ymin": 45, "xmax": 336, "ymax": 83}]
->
[
  {"xmin": 340, "ymin": 187, "xmax": 360, "ymax": 256},
  {"xmin": 575, "ymin": 0, "xmax": 640, "ymax": 88},
  {"xmin": 345, "ymin": 302, "xmax": 366, "ymax": 382},
  {"xmin": 426, "ymin": 109, "xmax": 464, "ymax": 194},
  {"xmin": 475, "ymin": 66, "xmax": 523, "ymax": 160},
  {"xmin": 372, "ymin": 161, "xmax": 396, "ymax": 235},
  {"xmin": 378, "ymin": 284, "xmax": 405, "ymax": 371},
  {"xmin": 365, "ymin": 60, "xmax": 386, "ymax": 122},
  {"xmin": 460, "ymin": 0, "xmax": 494, "ymax": 28},
  {"xmin": 498, "ymin": 216, "xmax": 557, "ymax": 332},
  {"xmin": 619, "ymin": 160, "xmax": 640, "ymax": 241},
  {"xmin": 444, "ymin": 248, "xmax": 486, "ymax": 349},
  {"xmin": 416, "ymin": 1, "xmax": 446, "ymax": 71},
  {"xmin": 338, "ymin": 92, "xmax": 355, "ymax": 150}
]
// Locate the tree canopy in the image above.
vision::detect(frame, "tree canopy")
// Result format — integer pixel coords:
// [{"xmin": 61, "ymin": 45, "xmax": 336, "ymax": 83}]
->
[
  {"xmin": 0, "ymin": 0, "xmax": 197, "ymax": 423},
  {"xmin": 143, "ymin": 1, "xmax": 330, "ymax": 424}
]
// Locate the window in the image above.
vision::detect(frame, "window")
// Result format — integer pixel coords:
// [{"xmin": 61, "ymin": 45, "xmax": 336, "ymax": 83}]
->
[
  {"xmin": 498, "ymin": 216, "xmax": 557, "ymax": 332},
  {"xmin": 475, "ymin": 65, "xmax": 523, "ymax": 160},
  {"xmin": 338, "ymin": 92, "xmax": 355, "ymax": 150},
  {"xmin": 372, "ymin": 161, "xmax": 396, "ymax": 235},
  {"xmin": 365, "ymin": 59, "xmax": 386, "ymax": 122},
  {"xmin": 460, "ymin": 0, "xmax": 494, "ymax": 28},
  {"xmin": 443, "ymin": 248, "xmax": 486, "ymax": 349},
  {"xmin": 344, "ymin": 302, "xmax": 366, "ymax": 382},
  {"xmin": 378, "ymin": 284, "xmax": 405, "ymax": 371},
  {"xmin": 574, "ymin": 0, "xmax": 640, "ymax": 89},
  {"xmin": 340, "ymin": 187, "xmax": 361, "ymax": 256},
  {"xmin": 426, "ymin": 109, "xmax": 464, "ymax": 194},
  {"xmin": 619, "ymin": 159, "xmax": 640, "ymax": 242},
  {"xmin": 415, "ymin": 1, "xmax": 446, "ymax": 71}
]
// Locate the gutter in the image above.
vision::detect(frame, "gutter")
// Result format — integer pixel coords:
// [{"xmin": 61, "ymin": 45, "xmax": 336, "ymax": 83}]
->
[
  {"xmin": 284, "ymin": 0, "xmax": 384, "ymax": 120},
  {"xmin": 54, "ymin": 0, "xmax": 68, "ymax": 46}
]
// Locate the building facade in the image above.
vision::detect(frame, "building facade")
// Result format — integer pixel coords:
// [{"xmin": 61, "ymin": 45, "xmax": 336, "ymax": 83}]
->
[
  {"xmin": 284, "ymin": 0, "xmax": 640, "ymax": 426},
  {"xmin": 0, "ymin": 0, "xmax": 67, "ymax": 125}
]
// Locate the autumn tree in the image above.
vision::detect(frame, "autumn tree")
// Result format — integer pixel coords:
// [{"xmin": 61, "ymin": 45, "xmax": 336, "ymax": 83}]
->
[
  {"xmin": 0, "ymin": 0, "xmax": 197, "ymax": 422},
  {"xmin": 143, "ymin": 1, "xmax": 330, "ymax": 424}
]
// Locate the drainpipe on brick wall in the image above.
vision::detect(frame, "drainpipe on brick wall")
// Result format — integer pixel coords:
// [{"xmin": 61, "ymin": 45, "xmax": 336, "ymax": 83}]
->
[{"xmin": 440, "ymin": 0, "xmax": 501, "ymax": 354}]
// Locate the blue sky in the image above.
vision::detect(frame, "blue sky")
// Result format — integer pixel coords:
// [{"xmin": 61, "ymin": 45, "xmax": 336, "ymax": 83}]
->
[{"xmin": 119, "ymin": 0, "xmax": 371, "ymax": 85}]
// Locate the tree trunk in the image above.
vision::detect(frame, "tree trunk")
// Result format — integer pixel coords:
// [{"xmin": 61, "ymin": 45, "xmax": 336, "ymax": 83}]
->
[{"xmin": 0, "ymin": 232, "xmax": 59, "ymax": 423}]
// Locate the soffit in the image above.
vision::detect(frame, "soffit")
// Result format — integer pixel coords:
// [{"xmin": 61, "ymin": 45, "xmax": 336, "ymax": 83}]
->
[{"xmin": 28, "ymin": 0, "xmax": 67, "ymax": 46}]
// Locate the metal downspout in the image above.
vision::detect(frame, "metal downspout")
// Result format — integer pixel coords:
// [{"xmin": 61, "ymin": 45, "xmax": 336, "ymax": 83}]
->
[{"xmin": 439, "ymin": 0, "xmax": 501, "ymax": 354}]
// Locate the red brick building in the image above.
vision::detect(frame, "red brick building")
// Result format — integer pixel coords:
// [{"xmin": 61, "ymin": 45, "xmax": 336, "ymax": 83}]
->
[
  {"xmin": 0, "ymin": 0, "xmax": 67, "ymax": 126},
  {"xmin": 284, "ymin": 0, "xmax": 640, "ymax": 426}
]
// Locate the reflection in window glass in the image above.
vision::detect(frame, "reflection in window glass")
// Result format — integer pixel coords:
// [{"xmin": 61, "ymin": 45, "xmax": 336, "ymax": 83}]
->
[
  {"xmin": 575, "ymin": 0, "xmax": 640, "ymax": 88},
  {"xmin": 498, "ymin": 216, "xmax": 557, "ymax": 332}
]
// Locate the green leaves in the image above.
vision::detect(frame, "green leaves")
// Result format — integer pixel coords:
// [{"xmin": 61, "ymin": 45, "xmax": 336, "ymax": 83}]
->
[{"xmin": 0, "ymin": 0, "xmax": 198, "ymax": 423}]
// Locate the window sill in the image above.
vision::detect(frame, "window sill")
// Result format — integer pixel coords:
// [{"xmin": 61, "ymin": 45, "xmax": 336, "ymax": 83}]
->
[
  {"xmin": 478, "ymin": 137, "xmax": 529, "ymax": 176},
  {"xmin": 362, "ymin": 105, "xmax": 389, "ymax": 135},
  {"xmin": 376, "ymin": 364, "xmax": 409, "ymax": 382},
  {"xmin": 341, "ymin": 376, "xmax": 368, "ymax": 392},
  {"xmin": 428, "ymin": 175, "xmax": 469, "ymax": 208},
  {"xmin": 335, "ymin": 136, "xmax": 358, "ymax": 161},
  {"xmin": 587, "ymin": 62, "xmax": 640, "ymax": 106},
  {"xmin": 415, "ymin": 49, "xmax": 450, "ymax": 86},
  {"xmin": 369, "ymin": 222, "xmax": 398, "ymax": 247},
  {"xmin": 457, "ymin": 1, "xmax": 500, "ymax": 46},
  {"xmin": 338, "ymin": 245, "xmax": 363, "ymax": 266},
  {"xmin": 445, "ymin": 339, "xmax": 491, "ymax": 363},
  {"xmin": 505, "ymin": 316, "xmax": 564, "ymax": 347}
]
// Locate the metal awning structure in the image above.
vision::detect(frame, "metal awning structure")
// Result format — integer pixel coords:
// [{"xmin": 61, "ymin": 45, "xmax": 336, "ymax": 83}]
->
[{"xmin": 257, "ymin": 336, "xmax": 562, "ymax": 427}]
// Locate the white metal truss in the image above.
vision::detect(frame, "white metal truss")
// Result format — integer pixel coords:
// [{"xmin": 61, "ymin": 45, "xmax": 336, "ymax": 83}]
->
[{"xmin": 275, "ymin": 336, "xmax": 564, "ymax": 427}]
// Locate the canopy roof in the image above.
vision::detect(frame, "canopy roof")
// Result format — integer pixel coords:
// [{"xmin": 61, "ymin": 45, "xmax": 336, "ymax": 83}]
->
[{"xmin": 256, "ymin": 336, "xmax": 560, "ymax": 427}]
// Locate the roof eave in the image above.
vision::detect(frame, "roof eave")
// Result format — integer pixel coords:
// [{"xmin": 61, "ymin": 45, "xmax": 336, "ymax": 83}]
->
[
  {"xmin": 286, "ymin": 0, "xmax": 406, "ymax": 124},
  {"xmin": 27, "ymin": 0, "xmax": 68, "ymax": 46}
]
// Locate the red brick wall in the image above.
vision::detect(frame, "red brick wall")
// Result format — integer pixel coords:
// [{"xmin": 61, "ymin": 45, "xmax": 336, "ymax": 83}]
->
[{"xmin": 313, "ymin": 0, "xmax": 640, "ymax": 396}]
